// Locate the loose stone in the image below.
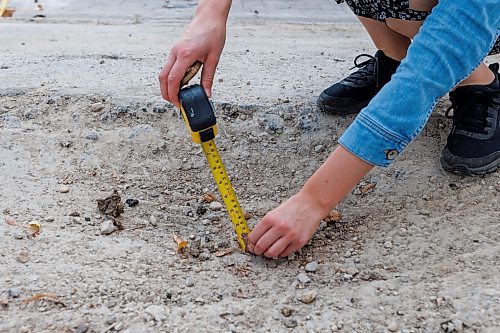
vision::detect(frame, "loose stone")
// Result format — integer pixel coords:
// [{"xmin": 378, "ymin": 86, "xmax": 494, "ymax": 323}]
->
[{"xmin": 305, "ymin": 261, "xmax": 318, "ymax": 272}]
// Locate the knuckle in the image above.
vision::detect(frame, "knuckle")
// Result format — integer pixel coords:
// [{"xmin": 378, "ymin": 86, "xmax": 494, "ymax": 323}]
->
[
  {"xmin": 167, "ymin": 74, "xmax": 177, "ymax": 84},
  {"xmin": 298, "ymin": 236, "xmax": 309, "ymax": 246},
  {"xmin": 287, "ymin": 230, "xmax": 299, "ymax": 242},
  {"xmin": 261, "ymin": 216, "xmax": 272, "ymax": 228},
  {"xmin": 275, "ymin": 221, "xmax": 290, "ymax": 234},
  {"xmin": 178, "ymin": 47, "xmax": 193, "ymax": 58},
  {"xmin": 158, "ymin": 71, "xmax": 166, "ymax": 82},
  {"xmin": 202, "ymin": 76, "xmax": 213, "ymax": 83}
]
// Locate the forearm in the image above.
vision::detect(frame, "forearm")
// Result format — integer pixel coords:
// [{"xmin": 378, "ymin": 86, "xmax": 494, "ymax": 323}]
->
[
  {"xmin": 194, "ymin": 0, "xmax": 232, "ymax": 20},
  {"xmin": 300, "ymin": 146, "xmax": 373, "ymax": 217}
]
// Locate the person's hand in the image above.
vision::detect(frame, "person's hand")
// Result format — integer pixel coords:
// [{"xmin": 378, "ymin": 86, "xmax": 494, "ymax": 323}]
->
[
  {"xmin": 159, "ymin": 16, "xmax": 227, "ymax": 106},
  {"xmin": 248, "ymin": 192, "xmax": 327, "ymax": 258}
]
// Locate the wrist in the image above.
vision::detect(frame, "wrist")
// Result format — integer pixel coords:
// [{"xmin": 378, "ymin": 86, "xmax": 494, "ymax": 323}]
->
[
  {"xmin": 195, "ymin": 0, "xmax": 232, "ymax": 21},
  {"xmin": 294, "ymin": 189, "xmax": 332, "ymax": 220}
]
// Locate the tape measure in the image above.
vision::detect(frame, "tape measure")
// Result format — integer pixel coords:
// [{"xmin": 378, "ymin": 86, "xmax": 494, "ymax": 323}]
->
[{"xmin": 178, "ymin": 65, "xmax": 251, "ymax": 252}]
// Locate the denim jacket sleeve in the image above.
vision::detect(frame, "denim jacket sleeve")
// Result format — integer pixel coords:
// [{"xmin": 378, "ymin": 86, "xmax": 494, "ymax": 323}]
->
[{"xmin": 338, "ymin": 0, "xmax": 500, "ymax": 167}]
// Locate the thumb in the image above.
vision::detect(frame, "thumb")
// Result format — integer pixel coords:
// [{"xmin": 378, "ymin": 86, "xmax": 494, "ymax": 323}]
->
[{"xmin": 201, "ymin": 55, "xmax": 219, "ymax": 98}]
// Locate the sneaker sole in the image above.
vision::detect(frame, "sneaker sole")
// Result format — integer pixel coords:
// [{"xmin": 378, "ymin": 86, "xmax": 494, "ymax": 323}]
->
[
  {"xmin": 440, "ymin": 154, "xmax": 500, "ymax": 176},
  {"xmin": 317, "ymin": 94, "xmax": 367, "ymax": 115}
]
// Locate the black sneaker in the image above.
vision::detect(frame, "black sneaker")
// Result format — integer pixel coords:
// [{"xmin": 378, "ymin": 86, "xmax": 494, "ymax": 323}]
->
[
  {"xmin": 441, "ymin": 63, "xmax": 500, "ymax": 176},
  {"xmin": 317, "ymin": 50, "xmax": 400, "ymax": 115}
]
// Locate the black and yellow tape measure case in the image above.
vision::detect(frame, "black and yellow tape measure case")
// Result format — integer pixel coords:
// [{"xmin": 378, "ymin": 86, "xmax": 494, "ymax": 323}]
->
[{"xmin": 179, "ymin": 85, "xmax": 218, "ymax": 144}]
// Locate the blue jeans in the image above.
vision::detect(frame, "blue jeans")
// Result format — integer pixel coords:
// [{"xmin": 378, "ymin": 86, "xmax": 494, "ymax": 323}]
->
[{"xmin": 338, "ymin": 0, "xmax": 500, "ymax": 167}]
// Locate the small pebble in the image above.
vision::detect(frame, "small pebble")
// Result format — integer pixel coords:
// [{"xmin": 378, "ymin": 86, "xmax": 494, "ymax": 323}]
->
[
  {"xmin": 345, "ymin": 267, "xmax": 360, "ymax": 276},
  {"xmin": 74, "ymin": 322, "xmax": 89, "ymax": 333},
  {"xmin": 149, "ymin": 215, "xmax": 158, "ymax": 226},
  {"xmin": 196, "ymin": 205, "xmax": 207, "ymax": 215},
  {"xmin": 228, "ymin": 323, "xmax": 237, "ymax": 332},
  {"xmin": 283, "ymin": 318, "xmax": 298, "ymax": 328},
  {"xmin": 125, "ymin": 198, "xmax": 139, "ymax": 207},
  {"xmin": 314, "ymin": 144, "xmax": 324, "ymax": 153},
  {"xmin": 281, "ymin": 306, "xmax": 295, "ymax": 317},
  {"xmin": 58, "ymin": 185, "xmax": 70, "ymax": 193},
  {"xmin": 305, "ymin": 261, "xmax": 318, "ymax": 272},
  {"xmin": 297, "ymin": 273, "xmax": 311, "ymax": 283},
  {"xmin": 209, "ymin": 202, "xmax": 223, "ymax": 211},
  {"xmin": 8, "ymin": 288, "xmax": 21, "ymax": 298},
  {"xmin": 90, "ymin": 102, "xmax": 105, "ymax": 112},
  {"xmin": 106, "ymin": 300, "xmax": 117, "ymax": 308},
  {"xmin": 298, "ymin": 290, "xmax": 317, "ymax": 304},
  {"xmin": 185, "ymin": 278, "xmax": 194, "ymax": 287},
  {"xmin": 342, "ymin": 274, "xmax": 353, "ymax": 281},
  {"xmin": 451, "ymin": 319, "xmax": 463, "ymax": 332},
  {"xmin": 100, "ymin": 220, "xmax": 117, "ymax": 235},
  {"xmin": 84, "ymin": 131, "xmax": 99, "ymax": 141},
  {"xmin": 44, "ymin": 216, "xmax": 55, "ymax": 222},
  {"xmin": 384, "ymin": 241, "xmax": 393, "ymax": 249},
  {"xmin": 387, "ymin": 320, "xmax": 399, "ymax": 332},
  {"xmin": 149, "ymin": 191, "xmax": 160, "ymax": 198},
  {"xmin": 16, "ymin": 249, "xmax": 29, "ymax": 263},
  {"xmin": 105, "ymin": 314, "xmax": 117, "ymax": 325}
]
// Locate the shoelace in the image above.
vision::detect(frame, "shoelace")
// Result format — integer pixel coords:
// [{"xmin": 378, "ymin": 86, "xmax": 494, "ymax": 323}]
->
[
  {"xmin": 446, "ymin": 90, "xmax": 498, "ymax": 134},
  {"xmin": 344, "ymin": 54, "xmax": 380, "ymax": 87}
]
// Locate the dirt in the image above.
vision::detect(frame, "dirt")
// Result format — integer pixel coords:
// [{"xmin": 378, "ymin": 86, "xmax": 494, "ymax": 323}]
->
[{"xmin": 1, "ymin": 1, "xmax": 499, "ymax": 333}]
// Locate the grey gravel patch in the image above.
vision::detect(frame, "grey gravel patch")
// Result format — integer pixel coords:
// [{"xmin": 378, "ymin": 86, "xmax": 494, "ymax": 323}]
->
[
  {"xmin": 23, "ymin": 109, "xmax": 39, "ymax": 119},
  {"xmin": 150, "ymin": 102, "xmax": 170, "ymax": 113},
  {"xmin": 258, "ymin": 113, "xmax": 285, "ymax": 134},
  {"xmin": 144, "ymin": 304, "xmax": 168, "ymax": 322},
  {"xmin": 100, "ymin": 110, "xmax": 117, "ymax": 121},
  {"xmin": 296, "ymin": 108, "xmax": 320, "ymax": 131},
  {"xmin": 283, "ymin": 318, "xmax": 298, "ymax": 328},
  {"xmin": 84, "ymin": 131, "xmax": 99, "ymax": 141},
  {"xmin": 128, "ymin": 124, "xmax": 153, "ymax": 141},
  {"xmin": 2, "ymin": 115, "xmax": 21, "ymax": 129},
  {"xmin": 106, "ymin": 314, "xmax": 117, "ymax": 325},
  {"xmin": 74, "ymin": 322, "xmax": 89, "ymax": 333}
]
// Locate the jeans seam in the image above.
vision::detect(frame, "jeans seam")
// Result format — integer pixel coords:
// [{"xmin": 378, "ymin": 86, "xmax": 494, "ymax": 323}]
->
[
  {"xmin": 338, "ymin": 141, "xmax": 385, "ymax": 167},
  {"xmin": 357, "ymin": 113, "xmax": 410, "ymax": 147}
]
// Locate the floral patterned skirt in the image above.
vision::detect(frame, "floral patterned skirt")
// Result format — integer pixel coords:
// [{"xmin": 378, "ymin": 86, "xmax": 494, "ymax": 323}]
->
[{"xmin": 336, "ymin": 0, "xmax": 499, "ymax": 55}]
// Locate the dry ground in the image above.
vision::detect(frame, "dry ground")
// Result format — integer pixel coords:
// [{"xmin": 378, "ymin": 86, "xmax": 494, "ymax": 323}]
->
[{"xmin": 1, "ymin": 1, "xmax": 499, "ymax": 332}]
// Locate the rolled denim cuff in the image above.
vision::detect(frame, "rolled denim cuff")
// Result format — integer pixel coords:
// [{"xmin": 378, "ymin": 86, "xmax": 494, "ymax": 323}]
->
[{"xmin": 338, "ymin": 113, "xmax": 410, "ymax": 167}]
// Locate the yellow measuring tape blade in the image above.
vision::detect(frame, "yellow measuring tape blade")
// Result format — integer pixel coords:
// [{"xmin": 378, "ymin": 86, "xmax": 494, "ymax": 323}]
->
[{"xmin": 201, "ymin": 139, "xmax": 251, "ymax": 251}]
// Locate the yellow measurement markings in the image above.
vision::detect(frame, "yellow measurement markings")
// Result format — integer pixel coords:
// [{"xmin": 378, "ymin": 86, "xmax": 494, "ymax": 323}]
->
[{"xmin": 178, "ymin": 73, "xmax": 251, "ymax": 252}]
